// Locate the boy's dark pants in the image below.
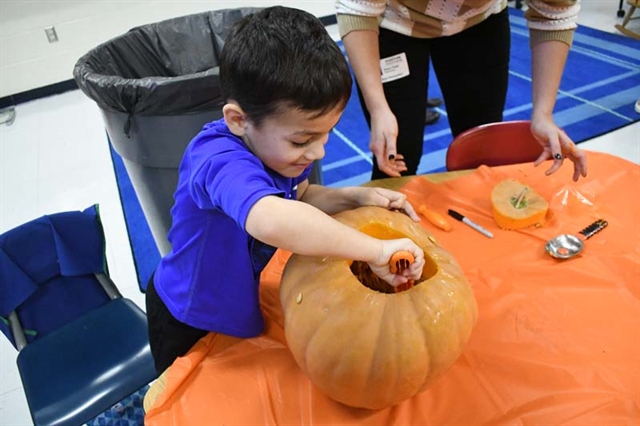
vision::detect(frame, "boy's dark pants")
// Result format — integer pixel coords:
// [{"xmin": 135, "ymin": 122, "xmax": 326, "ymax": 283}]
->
[{"xmin": 145, "ymin": 274, "xmax": 208, "ymax": 374}]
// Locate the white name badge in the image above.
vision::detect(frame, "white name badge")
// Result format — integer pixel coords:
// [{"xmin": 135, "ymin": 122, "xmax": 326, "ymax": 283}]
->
[{"xmin": 380, "ymin": 52, "xmax": 410, "ymax": 83}]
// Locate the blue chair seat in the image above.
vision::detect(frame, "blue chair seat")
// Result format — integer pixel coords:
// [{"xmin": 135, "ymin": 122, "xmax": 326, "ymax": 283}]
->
[{"xmin": 17, "ymin": 298, "xmax": 157, "ymax": 426}]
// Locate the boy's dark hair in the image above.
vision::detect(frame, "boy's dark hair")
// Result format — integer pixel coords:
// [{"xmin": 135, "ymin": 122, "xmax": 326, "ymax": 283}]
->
[{"xmin": 220, "ymin": 6, "xmax": 352, "ymax": 126}]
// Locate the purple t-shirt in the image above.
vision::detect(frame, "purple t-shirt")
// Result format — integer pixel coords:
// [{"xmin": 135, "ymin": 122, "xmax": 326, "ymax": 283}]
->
[{"xmin": 154, "ymin": 119, "xmax": 311, "ymax": 337}]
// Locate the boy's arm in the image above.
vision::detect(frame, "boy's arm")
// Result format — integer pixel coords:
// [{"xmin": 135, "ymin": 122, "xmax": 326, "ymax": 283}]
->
[
  {"xmin": 296, "ymin": 183, "xmax": 359, "ymax": 214},
  {"xmin": 298, "ymin": 183, "xmax": 420, "ymax": 221},
  {"xmin": 246, "ymin": 194, "xmax": 382, "ymax": 261},
  {"xmin": 246, "ymin": 195, "xmax": 425, "ymax": 285}
]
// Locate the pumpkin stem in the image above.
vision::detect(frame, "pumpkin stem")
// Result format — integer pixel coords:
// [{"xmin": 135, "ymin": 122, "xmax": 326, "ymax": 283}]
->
[{"xmin": 511, "ymin": 187, "xmax": 529, "ymax": 209}]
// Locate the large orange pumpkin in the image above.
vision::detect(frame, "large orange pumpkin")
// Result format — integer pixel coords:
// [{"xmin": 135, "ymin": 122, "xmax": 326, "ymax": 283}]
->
[{"xmin": 279, "ymin": 206, "xmax": 477, "ymax": 410}]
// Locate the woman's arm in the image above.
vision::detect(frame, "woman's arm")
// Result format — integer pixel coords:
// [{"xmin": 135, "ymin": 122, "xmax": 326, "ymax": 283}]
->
[
  {"xmin": 526, "ymin": 0, "xmax": 587, "ymax": 181},
  {"xmin": 341, "ymin": 30, "xmax": 387, "ymax": 116},
  {"xmin": 530, "ymin": 40, "xmax": 587, "ymax": 181},
  {"xmin": 341, "ymin": 29, "xmax": 408, "ymax": 177}
]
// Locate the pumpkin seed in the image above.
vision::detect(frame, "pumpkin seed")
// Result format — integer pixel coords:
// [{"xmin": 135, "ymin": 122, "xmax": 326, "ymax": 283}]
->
[
  {"xmin": 428, "ymin": 236, "xmax": 438, "ymax": 245},
  {"xmin": 296, "ymin": 292, "xmax": 303, "ymax": 304}
]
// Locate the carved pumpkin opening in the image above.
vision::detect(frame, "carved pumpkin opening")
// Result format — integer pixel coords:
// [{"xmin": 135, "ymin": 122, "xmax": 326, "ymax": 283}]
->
[{"xmin": 349, "ymin": 223, "xmax": 438, "ymax": 294}]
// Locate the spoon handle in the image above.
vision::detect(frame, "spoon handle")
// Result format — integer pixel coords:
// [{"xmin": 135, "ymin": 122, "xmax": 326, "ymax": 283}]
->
[{"xmin": 579, "ymin": 219, "xmax": 608, "ymax": 240}]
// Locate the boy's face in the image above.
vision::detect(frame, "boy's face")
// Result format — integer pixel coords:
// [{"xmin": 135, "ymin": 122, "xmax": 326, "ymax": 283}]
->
[{"xmin": 242, "ymin": 105, "xmax": 343, "ymax": 178}]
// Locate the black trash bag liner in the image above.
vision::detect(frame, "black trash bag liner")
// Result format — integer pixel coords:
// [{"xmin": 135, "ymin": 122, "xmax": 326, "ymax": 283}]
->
[{"xmin": 73, "ymin": 8, "xmax": 259, "ymax": 116}]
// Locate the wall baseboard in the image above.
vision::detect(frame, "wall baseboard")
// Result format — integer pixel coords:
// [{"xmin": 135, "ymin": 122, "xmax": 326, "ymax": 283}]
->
[
  {"xmin": 0, "ymin": 14, "xmax": 338, "ymax": 110},
  {"xmin": 0, "ymin": 80, "xmax": 78, "ymax": 110}
]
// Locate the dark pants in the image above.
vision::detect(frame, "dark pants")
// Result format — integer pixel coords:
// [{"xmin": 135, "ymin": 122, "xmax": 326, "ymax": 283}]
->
[
  {"xmin": 356, "ymin": 8, "xmax": 511, "ymax": 180},
  {"xmin": 145, "ymin": 273, "xmax": 208, "ymax": 374}
]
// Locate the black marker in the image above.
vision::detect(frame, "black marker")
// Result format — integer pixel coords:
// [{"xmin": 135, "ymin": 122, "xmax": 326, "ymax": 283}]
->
[{"xmin": 448, "ymin": 209, "xmax": 494, "ymax": 239}]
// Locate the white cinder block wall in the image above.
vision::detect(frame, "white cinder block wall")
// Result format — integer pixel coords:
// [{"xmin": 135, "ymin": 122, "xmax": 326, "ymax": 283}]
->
[{"xmin": 0, "ymin": 1, "xmax": 336, "ymax": 98}]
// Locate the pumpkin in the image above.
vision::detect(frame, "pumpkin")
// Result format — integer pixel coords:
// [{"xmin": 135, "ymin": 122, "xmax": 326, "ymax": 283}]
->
[
  {"xmin": 491, "ymin": 178, "xmax": 549, "ymax": 230},
  {"xmin": 279, "ymin": 206, "xmax": 477, "ymax": 410}
]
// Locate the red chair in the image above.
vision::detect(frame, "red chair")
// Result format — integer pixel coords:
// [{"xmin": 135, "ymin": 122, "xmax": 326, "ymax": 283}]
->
[{"xmin": 445, "ymin": 120, "xmax": 544, "ymax": 171}]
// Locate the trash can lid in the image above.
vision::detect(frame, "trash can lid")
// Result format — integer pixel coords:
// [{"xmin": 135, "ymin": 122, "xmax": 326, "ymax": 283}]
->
[{"xmin": 73, "ymin": 8, "xmax": 259, "ymax": 115}]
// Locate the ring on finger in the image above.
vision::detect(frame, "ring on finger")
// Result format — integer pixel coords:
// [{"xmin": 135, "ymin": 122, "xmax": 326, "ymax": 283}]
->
[{"xmin": 554, "ymin": 153, "xmax": 563, "ymax": 160}]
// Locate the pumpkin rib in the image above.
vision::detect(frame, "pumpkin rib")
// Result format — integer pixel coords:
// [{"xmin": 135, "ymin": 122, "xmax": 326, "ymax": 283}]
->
[
  {"xmin": 406, "ymin": 284, "xmax": 435, "ymax": 388},
  {"xmin": 410, "ymin": 280, "xmax": 462, "ymax": 384},
  {"xmin": 315, "ymin": 292, "xmax": 384, "ymax": 398},
  {"xmin": 284, "ymin": 261, "xmax": 339, "ymax": 373},
  {"xmin": 280, "ymin": 206, "xmax": 477, "ymax": 409},
  {"xmin": 383, "ymin": 301, "xmax": 431, "ymax": 404},
  {"xmin": 361, "ymin": 296, "xmax": 389, "ymax": 400},
  {"xmin": 294, "ymin": 268, "xmax": 389, "ymax": 401},
  {"xmin": 364, "ymin": 299, "xmax": 406, "ymax": 407}
]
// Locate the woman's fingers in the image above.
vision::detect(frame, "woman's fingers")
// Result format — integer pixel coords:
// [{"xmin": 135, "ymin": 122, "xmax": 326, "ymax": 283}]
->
[{"xmin": 559, "ymin": 130, "xmax": 588, "ymax": 181}]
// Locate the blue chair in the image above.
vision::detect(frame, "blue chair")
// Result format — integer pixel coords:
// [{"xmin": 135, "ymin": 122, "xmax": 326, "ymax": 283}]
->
[{"xmin": 0, "ymin": 205, "xmax": 158, "ymax": 426}]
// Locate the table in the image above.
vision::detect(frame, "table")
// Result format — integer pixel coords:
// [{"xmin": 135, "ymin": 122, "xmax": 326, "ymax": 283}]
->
[{"xmin": 144, "ymin": 151, "xmax": 639, "ymax": 425}]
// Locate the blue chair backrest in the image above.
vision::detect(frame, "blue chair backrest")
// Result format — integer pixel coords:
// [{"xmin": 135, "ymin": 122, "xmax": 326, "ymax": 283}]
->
[{"xmin": 0, "ymin": 205, "xmax": 111, "ymax": 349}]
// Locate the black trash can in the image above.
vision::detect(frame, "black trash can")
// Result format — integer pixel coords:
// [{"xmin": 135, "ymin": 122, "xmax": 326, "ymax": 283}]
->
[{"xmin": 74, "ymin": 8, "xmax": 324, "ymax": 256}]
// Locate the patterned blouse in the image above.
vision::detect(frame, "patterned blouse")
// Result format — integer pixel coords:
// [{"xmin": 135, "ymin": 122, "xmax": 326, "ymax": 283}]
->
[{"xmin": 335, "ymin": 0, "xmax": 580, "ymax": 46}]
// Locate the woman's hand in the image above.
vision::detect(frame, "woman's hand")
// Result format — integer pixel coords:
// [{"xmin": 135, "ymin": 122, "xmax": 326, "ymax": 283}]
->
[
  {"xmin": 369, "ymin": 107, "xmax": 407, "ymax": 177},
  {"xmin": 531, "ymin": 115, "xmax": 588, "ymax": 181}
]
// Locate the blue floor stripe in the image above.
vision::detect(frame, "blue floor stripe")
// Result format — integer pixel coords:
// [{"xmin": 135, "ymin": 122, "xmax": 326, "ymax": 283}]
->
[
  {"xmin": 323, "ymin": 153, "xmax": 370, "ymax": 171},
  {"xmin": 555, "ymin": 87, "xmax": 640, "ymax": 126},
  {"xmin": 510, "ymin": 14, "xmax": 640, "ymax": 62},
  {"xmin": 571, "ymin": 70, "xmax": 640, "ymax": 95}
]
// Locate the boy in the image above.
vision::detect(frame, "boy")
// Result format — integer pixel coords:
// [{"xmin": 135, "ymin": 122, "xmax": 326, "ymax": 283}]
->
[{"xmin": 145, "ymin": 6, "xmax": 426, "ymax": 374}]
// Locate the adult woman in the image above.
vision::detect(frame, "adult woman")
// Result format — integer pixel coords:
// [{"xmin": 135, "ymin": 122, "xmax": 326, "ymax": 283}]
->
[{"xmin": 336, "ymin": 0, "xmax": 588, "ymax": 182}]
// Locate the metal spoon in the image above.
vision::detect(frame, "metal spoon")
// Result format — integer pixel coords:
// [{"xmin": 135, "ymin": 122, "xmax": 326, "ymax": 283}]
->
[{"xmin": 545, "ymin": 219, "xmax": 608, "ymax": 259}]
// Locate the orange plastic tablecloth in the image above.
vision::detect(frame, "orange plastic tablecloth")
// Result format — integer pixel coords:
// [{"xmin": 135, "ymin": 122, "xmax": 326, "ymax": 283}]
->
[{"xmin": 145, "ymin": 151, "xmax": 640, "ymax": 425}]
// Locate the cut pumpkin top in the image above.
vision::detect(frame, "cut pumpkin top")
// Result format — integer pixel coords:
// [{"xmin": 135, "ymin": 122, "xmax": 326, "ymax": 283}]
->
[{"xmin": 491, "ymin": 178, "xmax": 549, "ymax": 230}]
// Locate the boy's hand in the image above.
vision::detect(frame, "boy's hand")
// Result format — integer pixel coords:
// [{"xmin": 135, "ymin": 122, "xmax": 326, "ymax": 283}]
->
[
  {"xmin": 368, "ymin": 238, "xmax": 425, "ymax": 287},
  {"xmin": 356, "ymin": 187, "xmax": 420, "ymax": 222}
]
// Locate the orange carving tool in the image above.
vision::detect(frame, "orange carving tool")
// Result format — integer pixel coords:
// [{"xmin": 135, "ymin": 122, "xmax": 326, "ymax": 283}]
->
[
  {"xmin": 418, "ymin": 205, "xmax": 452, "ymax": 232},
  {"xmin": 389, "ymin": 251, "xmax": 415, "ymax": 293}
]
